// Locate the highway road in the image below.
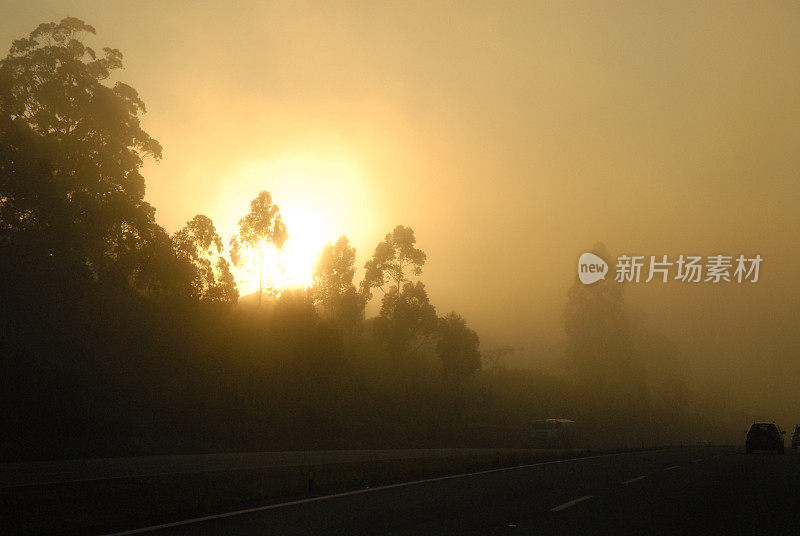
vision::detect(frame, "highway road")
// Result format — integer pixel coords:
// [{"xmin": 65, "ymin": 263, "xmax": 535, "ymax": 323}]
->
[
  {"xmin": 0, "ymin": 448, "xmax": 559, "ymax": 488},
  {"xmin": 104, "ymin": 446, "xmax": 800, "ymax": 535}
]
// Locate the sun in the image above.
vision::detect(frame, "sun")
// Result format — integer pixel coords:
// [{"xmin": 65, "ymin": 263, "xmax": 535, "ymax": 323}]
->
[
  {"xmin": 213, "ymin": 155, "xmax": 371, "ymax": 297},
  {"xmin": 274, "ymin": 203, "xmax": 330, "ymax": 288}
]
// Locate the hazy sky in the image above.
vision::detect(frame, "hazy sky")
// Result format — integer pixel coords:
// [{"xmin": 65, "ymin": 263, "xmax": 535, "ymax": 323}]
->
[{"xmin": 3, "ymin": 2, "xmax": 800, "ymax": 411}]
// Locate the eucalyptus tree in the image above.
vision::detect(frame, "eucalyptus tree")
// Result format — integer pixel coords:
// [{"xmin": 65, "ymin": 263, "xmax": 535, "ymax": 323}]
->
[
  {"xmin": 229, "ymin": 190, "xmax": 287, "ymax": 305},
  {"xmin": 310, "ymin": 235, "xmax": 364, "ymax": 329},
  {"xmin": 173, "ymin": 215, "xmax": 238, "ymax": 304},
  {"xmin": 0, "ymin": 17, "xmax": 178, "ymax": 296},
  {"xmin": 362, "ymin": 225, "xmax": 436, "ymax": 358}
]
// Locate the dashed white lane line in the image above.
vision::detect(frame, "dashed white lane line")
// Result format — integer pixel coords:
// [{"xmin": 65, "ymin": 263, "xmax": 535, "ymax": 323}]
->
[
  {"xmin": 103, "ymin": 450, "xmax": 672, "ymax": 535},
  {"xmin": 622, "ymin": 475, "xmax": 647, "ymax": 485},
  {"xmin": 665, "ymin": 465, "xmax": 681, "ymax": 471},
  {"xmin": 692, "ymin": 458, "xmax": 704, "ymax": 463},
  {"xmin": 550, "ymin": 495, "xmax": 594, "ymax": 512}
]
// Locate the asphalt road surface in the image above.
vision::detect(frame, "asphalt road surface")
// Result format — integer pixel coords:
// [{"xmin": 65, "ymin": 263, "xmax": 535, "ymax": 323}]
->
[
  {"xmin": 0, "ymin": 448, "xmax": 558, "ymax": 488},
  {"xmin": 104, "ymin": 446, "xmax": 800, "ymax": 536}
]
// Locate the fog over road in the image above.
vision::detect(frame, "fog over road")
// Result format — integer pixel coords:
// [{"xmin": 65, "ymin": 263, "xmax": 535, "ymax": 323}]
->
[{"xmin": 104, "ymin": 446, "xmax": 800, "ymax": 536}]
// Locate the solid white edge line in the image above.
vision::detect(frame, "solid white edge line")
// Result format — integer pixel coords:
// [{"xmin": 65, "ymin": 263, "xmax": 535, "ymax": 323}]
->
[
  {"xmin": 622, "ymin": 475, "xmax": 647, "ymax": 485},
  {"xmin": 102, "ymin": 449, "xmax": 679, "ymax": 535},
  {"xmin": 550, "ymin": 495, "xmax": 593, "ymax": 512}
]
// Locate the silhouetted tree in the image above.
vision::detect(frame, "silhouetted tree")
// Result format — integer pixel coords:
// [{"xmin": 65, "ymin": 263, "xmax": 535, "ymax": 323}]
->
[
  {"xmin": 563, "ymin": 243, "xmax": 632, "ymax": 387},
  {"xmin": 310, "ymin": 235, "xmax": 364, "ymax": 330},
  {"xmin": 229, "ymin": 191, "xmax": 287, "ymax": 305},
  {"xmin": 0, "ymin": 17, "xmax": 166, "ymax": 292},
  {"xmin": 0, "ymin": 115, "xmax": 75, "ymax": 290},
  {"xmin": 361, "ymin": 225, "xmax": 426, "ymax": 300},
  {"xmin": 363, "ymin": 226, "xmax": 436, "ymax": 357},
  {"xmin": 205, "ymin": 257, "xmax": 238, "ymax": 304},
  {"xmin": 437, "ymin": 312, "xmax": 481, "ymax": 379},
  {"xmin": 173, "ymin": 215, "xmax": 238, "ymax": 304},
  {"xmin": 374, "ymin": 281, "xmax": 437, "ymax": 358}
]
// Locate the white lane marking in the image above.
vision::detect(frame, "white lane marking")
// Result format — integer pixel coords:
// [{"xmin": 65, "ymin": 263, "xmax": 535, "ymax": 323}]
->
[
  {"xmin": 692, "ymin": 458, "xmax": 704, "ymax": 463},
  {"xmin": 665, "ymin": 465, "xmax": 681, "ymax": 471},
  {"xmin": 550, "ymin": 495, "xmax": 594, "ymax": 512},
  {"xmin": 100, "ymin": 448, "xmax": 694, "ymax": 536},
  {"xmin": 622, "ymin": 475, "xmax": 647, "ymax": 485}
]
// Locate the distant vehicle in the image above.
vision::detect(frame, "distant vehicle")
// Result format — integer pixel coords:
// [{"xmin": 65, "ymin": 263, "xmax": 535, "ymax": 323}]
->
[
  {"xmin": 745, "ymin": 422, "xmax": 785, "ymax": 454},
  {"xmin": 792, "ymin": 425, "xmax": 800, "ymax": 449},
  {"xmin": 530, "ymin": 419, "xmax": 576, "ymax": 446}
]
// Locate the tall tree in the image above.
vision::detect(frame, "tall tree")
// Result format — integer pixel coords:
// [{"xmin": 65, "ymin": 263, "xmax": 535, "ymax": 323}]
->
[
  {"xmin": 363, "ymin": 226, "xmax": 435, "ymax": 357},
  {"xmin": 229, "ymin": 190, "xmax": 287, "ymax": 305},
  {"xmin": 563, "ymin": 243, "xmax": 631, "ymax": 386},
  {"xmin": 310, "ymin": 235, "xmax": 364, "ymax": 329},
  {"xmin": 436, "ymin": 312, "xmax": 481, "ymax": 379},
  {"xmin": 0, "ymin": 17, "xmax": 171, "ymax": 294},
  {"xmin": 361, "ymin": 225, "xmax": 426, "ymax": 300},
  {"xmin": 172, "ymin": 215, "xmax": 238, "ymax": 304},
  {"xmin": 374, "ymin": 281, "xmax": 437, "ymax": 358}
]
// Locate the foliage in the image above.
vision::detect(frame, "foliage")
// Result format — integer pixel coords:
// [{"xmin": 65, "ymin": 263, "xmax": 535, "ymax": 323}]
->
[
  {"xmin": 374, "ymin": 280, "xmax": 438, "ymax": 358},
  {"xmin": 437, "ymin": 312, "xmax": 481, "ymax": 378},
  {"xmin": 229, "ymin": 190, "xmax": 287, "ymax": 301},
  {"xmin": 361, "ymin": 224, "xmax": 426, "ymax": 300},
  {"xmin": 359, "ymin": 225, "xmax": 437, "ymax": 357},
  {"xmin": 172, "ymin": 215, "xmax": 238, "ymax": 304},
  {"xmin": 229, "ymin": 190, "xmax": 287, "ymax": 265},
  {"xmin": 0, "ymin": 16, "xmax": 176, "ymax": 294},
  {"xmin": 310, "ymin": 235, "xmax": 364, "ymax": 328}
]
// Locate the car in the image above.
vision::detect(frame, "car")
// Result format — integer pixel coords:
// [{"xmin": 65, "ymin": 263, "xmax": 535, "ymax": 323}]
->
[
  {"xmin": 745, "ymin": 421, "xmax": 785, "ymax": 454},
  {"xmin": 792, "ymin": 425, "xmax": 800, "ymax": 449}
]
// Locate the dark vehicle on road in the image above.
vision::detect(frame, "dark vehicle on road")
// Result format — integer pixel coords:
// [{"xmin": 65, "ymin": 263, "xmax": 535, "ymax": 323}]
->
[
  {"xmin": 746, "ymin": 422, "xmax": 785, "ymax": 454},
  {"xmin": 792, "ymin": 425, "xmax": 800, "ymax": 449}
]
